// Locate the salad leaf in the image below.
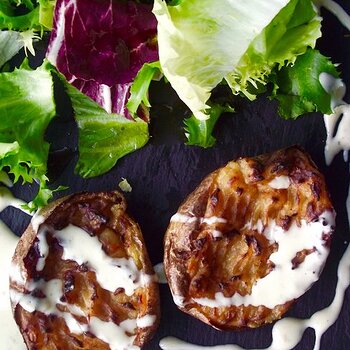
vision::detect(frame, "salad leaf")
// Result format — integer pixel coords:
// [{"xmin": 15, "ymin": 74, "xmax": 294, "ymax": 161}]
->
[
  {"xmin": 184, "ymin": 104, "xmax": 234, "ymax": 148},
  {"xmin": 0, "ymin": 0, "xmax": 54, "ymax": 31},
  {"xmin": 270, "ymin": 48, "xmax": 340, "ymax": 119},
  {"xmin": 63, "ymin": 80, "xmax": 149, "ymax": 178},
  {"xmin": 0, "ymin": 30, "xmax": 23, "ymax": 68},
  {"xmin": 0, "ymin": 60, "xmax": 56, "ymax": 210},
  {"xmin": 47, "ymin": 0, "xmax": 158, "ymax": 118},
  {"xmin": 153, "ymin": 0, "xmax": 321, "ymax": 120},
  {"xmin": 126, "ymin": 61, "xmax": 162, "ymax": 118},
  {"xmin": 153, "ymin": 0, "xmax": 291, "ymax": 120},
  {"xmin": 225, "ymin": 0, "xmax": 321, "ymax": 100}
]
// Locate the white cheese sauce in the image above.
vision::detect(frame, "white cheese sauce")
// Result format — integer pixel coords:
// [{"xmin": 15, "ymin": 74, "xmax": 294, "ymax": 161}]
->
[
  {"xmin": 194, "ymin": 212, "xmax": 334, "ymax": 309},
  {"xmin": 170, "ymin": 213, "xmax": 226, "ymax": 239},
  {"xmin": 35, "ymin": 224, "xmax": 153, "ymax": 296},
  {"xmin": 12, "ymin": 223, "xmax": 156, "ymax": 350},
  {"xmin": 0, "ymin": 221, "xmax": 25, "ymax": 350},
  {"xmin": 0, "ymin": 187, "xmax": 28, "ymax": 213},
  {"xmin": 160, "ymin": 243, "xmax": 350, "ymax": 350},
  {"xmin": 268, "ymin": 176, "xmax": 291, "ymax": 189},
  {"xmin": 315, "ymin": 0, "xmax": 350, "ymax": 31},
  {"xmin": 0, "ymin": 187, "xmax": 29, "ymax": 349},
  {"xmin": 324, "ymin": 104, "xmax": 350, "ymax": 165},
  {"xmin": 160, "ymin": 28, "xmax": 350, "ymax": 350}
]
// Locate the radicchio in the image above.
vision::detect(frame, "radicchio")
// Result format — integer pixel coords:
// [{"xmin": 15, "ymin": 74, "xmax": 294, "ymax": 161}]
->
[{"xmin": 47, "ymin": 0, "xmax": 158, "ymax": 119}]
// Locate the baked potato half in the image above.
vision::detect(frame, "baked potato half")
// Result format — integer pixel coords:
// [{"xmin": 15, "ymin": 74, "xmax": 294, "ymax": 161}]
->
[
  {"xmin": 10, "ymin": 191, "xmax": 160, "ymax": 349},
  {"xmin": 164, "ymin": 146, "xmax": 335, "ymax": 330}
]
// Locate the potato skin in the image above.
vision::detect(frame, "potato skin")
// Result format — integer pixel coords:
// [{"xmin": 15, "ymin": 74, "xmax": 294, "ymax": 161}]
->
[
  {"xmin": 164, "ymin": 146, "xmax": 335, "ymax": 330},
  {"xmin": 10, "ymin": 191, "xmax": 160, "ymax": 349}
]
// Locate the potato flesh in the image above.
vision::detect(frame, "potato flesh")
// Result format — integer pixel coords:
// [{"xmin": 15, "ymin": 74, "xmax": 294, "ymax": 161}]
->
[
  {"xmin": 12, "ymin": 192, "xmax": 159, "ymax": 349},
  {"xmin": 165, "ymin": 147, "xmax": 334, "ymax": 329}
]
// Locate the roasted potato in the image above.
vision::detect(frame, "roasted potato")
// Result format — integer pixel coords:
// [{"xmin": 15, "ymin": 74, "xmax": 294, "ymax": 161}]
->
[
  {"xmin": 164, "ymin": 146, "xmax": 335, "ymax": 330},
  {"xmin": 10, "ymin": 191, "xmax": 160, "ymax": 349}
]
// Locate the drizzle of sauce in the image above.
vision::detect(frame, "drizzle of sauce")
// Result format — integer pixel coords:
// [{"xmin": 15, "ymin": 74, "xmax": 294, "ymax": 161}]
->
[
  {"xmin": 171, "ymin": 214, "xmax": 227, "ymax": 225},
  {"xmin": 36, "ymin": 225, "xmax": 153, "ymax": 296},
  {"xmin": 0, "ymin": 188, "xmax": 28, "ymax": 349},
  {"xmin": 315, "ymin": 0, "xmax": 350, "ymax": 31},
  {"xmin": 12, "ymin": 223, "xmax": 156, "ymax": 349},
  {"xmin": 194, "ymin": 212, "xmax": 334, "ymax": 309},
  {"xmin": 268, "ymin": 175, "xmax": 291, "ymax": 189},
  {"xmin": 170, "ymin": 214, "xmax": 226, "ymax": 238},
  {"xmin": 159, "ymin": 30, "xmax": 350, "ymax": 350},
  {"xmin": 0, "ymin": 187, "xmax": 27, "ymax": 213},
  {"xmin": 160, "ymin": 244, "xmax": 350, "ymax": 350},
  {"xmin": 324, "ymin": 105, "xmax": 350, "ymax": 165}
]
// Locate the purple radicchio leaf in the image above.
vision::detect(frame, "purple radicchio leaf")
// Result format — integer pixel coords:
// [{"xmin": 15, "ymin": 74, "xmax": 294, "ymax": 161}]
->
[{"xmin": 46, "ymin": 0, "xmax": 158, "ymax": 120}]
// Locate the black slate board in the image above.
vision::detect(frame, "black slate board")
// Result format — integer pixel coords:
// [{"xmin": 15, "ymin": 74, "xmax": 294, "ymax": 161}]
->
[{"xmin": 2, "ymin": 2, "xmax": 350, "ymax": 349}]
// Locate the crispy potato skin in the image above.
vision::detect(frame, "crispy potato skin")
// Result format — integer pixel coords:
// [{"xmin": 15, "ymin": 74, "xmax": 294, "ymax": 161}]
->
[
  {"xmin": 11, "ymin": 191, "xmax": 160, "ymax": 349},
  {"xmin": 164, "ymin": 146, "xmax": 334, "ymax": 330}
]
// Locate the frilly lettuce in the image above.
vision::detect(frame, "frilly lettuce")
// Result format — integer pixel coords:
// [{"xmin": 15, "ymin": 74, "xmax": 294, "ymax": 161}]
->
[
  {"xmin": 153, "ymin": 0, "xmax": 321, "ymax": 120},
  {"xmin": 0, "ymin": 60, "xmax": 57, "ymax": 210},
  {"xmin": 0, "ymin": 0, "xmax": 55, "ymax": 31}
]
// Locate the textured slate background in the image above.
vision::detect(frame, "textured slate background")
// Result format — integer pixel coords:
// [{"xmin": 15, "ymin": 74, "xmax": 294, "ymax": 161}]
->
[{"xmin": 1, "ymin": 2, "xmax": 350, "ymax": 349}]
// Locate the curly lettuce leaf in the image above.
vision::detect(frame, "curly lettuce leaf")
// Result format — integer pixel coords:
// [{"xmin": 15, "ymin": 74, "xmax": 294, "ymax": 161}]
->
[
  {"xmin": 270, "ymin": 48, "xmax": 340, "ymax": 119},
  {"xmin": 0, "ymin": 0, "xmax": 55, "ymax": 31},
  {"xmin": 184, "ymin": 104, "xmax": 234, "ymax": 148},
  {"xmin": 0, "ymin": 60, "xmax": 56, "ymax": 210},
  {"xmin": 154, "ymin": 0, "xmax": 321, "ymax": 120},
  {"xmin": 126, "ymin": 61, "xmax": 162, "ymax": 118},
  {"xmin": 153, "ymin": 0, "xmax": 290, "ymax": 120},
  {"xmin": 225, "ymin": 0, "xmax": 321, "ymax": 100},
  {"xmin": 63, "ymin": 80, "xmax": 149, "ymax": 178}
]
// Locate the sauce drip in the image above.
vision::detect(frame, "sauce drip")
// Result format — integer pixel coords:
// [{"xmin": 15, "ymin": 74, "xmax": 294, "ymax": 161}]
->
[
  {"xmin": 315, "ymin": 0, "xmax": 350, "ymax": 31},
  {"xmin": 0, "ymin": 188, "xmax": 28, "ymax": 349},
  {"xmin": 159, "ymin": 58, "xmax": 350, "ymax": 350},
  {"xmin": 193, "ymin": 212, "xmax": 334, "ymax": 309}
]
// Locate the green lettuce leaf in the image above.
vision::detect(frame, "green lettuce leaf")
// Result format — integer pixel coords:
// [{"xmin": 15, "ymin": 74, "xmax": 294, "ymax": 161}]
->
[
  {"xmin": 225, "ymin": 0, "xmax": 321, "ymax": 100},
  {"xmin": 153, "ymin": 0, "xmax": 291, "ymax": 120},
  {"xmin": 153, "ymin": 0, "xmax": 321, "ymax": 120},
  {"xmin": 64, "ymin": 81, "xmax": 149, "ymax": 178},
  {"xmin": 270, "ymin": 48, "xmax": 340, "ymax": 119},
  {"xmin": 126, "ymin": 61, "xmax": 162, "ymax": 118},
  {"xmin": 0, "ymin": 0, "xmax": 54, "ymax": 31},
  {"xmin": 0, "ymin": 59, "xmax": 56, "ymax": 210},
  {"xmin": 184, "ymin": 103, "xmax": 234, "ymax": 148}
]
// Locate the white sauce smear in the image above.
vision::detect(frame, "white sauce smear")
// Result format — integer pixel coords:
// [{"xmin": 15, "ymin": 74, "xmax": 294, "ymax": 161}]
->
[
  {"xmin": 36, "ymin": 225, "xmax": 152, "ymax": 296},
  {"xmin": 160, "ymin": 244, "xmax": 350, "ymax": 350},
  {"xmin": 160, "ymin": 13, "xmax": 350, "ymax": 348},
  {"xmin": 0, "ymin": 221, "xmax": 25, "ymax": 349},
  {"xmin": 12, "ymin": 223, "xmax": 156, "ymax": 350},
  {"xmin": 268, "ymin": 176, "xmax": 291, "ymax": 189},
  {"xmin": 0, "ymin": 187, "xmax": 28, "ymax": 349},
  {"xmin": 194, "ymin": 212, "xmax": 334, "ymax": 309}
]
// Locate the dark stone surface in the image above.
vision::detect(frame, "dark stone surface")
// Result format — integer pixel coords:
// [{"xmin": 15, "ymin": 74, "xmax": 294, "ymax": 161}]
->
[{"xmin": 2, "ymin": 2, "xmax": 350, "ymax": 349}]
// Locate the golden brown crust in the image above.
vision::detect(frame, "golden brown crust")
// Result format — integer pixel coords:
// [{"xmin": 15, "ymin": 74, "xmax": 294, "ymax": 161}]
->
[
  {"xmin": 164, "ymin": 146, "xmax": 334, "ymax": 330},
  {"xmin": 11, "ymin": 191, "xmax": 160, "ymax": 349}
]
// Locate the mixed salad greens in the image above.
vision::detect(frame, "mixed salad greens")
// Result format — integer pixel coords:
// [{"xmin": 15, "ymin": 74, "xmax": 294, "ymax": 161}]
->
[{"xmin": 0, "ymin": 0, "xmax": 345, "ymax": 209}]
